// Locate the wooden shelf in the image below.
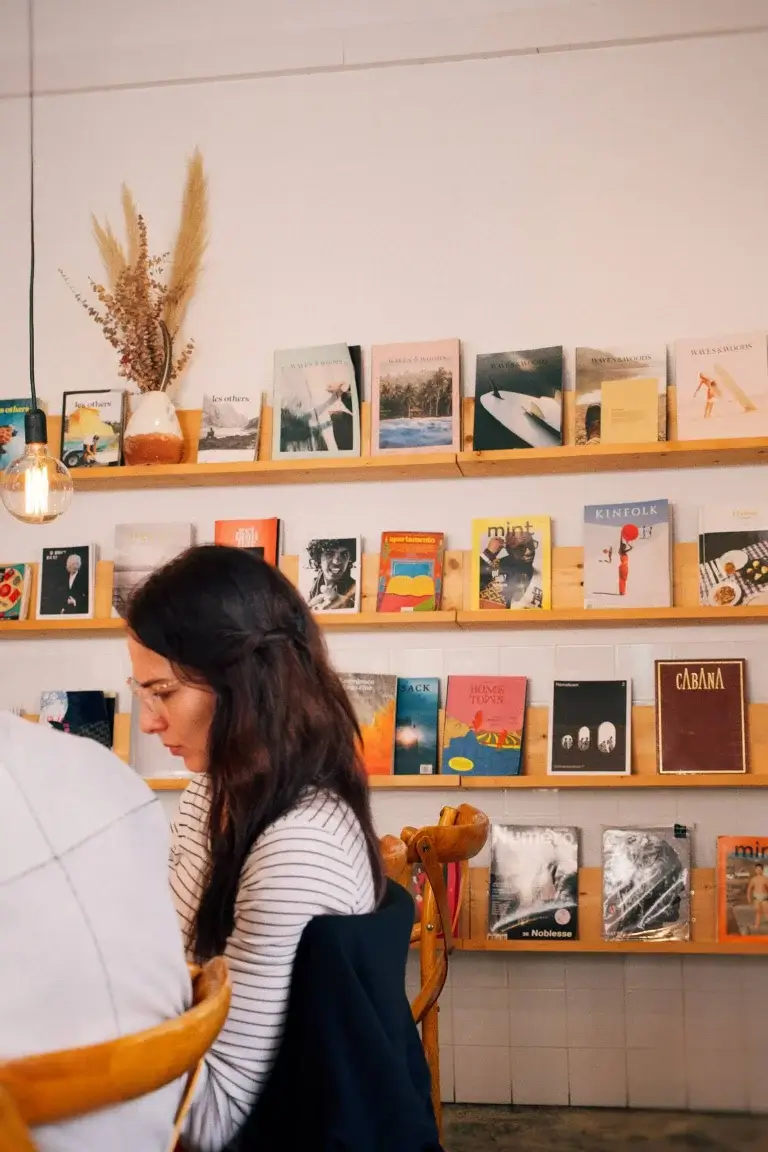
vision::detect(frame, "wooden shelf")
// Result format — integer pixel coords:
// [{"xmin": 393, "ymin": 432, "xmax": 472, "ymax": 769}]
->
[
  {"xmin": 67, "ymin": 451, "xmax": 461, "ymax": 491},
  {"xmin": 2, "ymin": 617, "xmax": 125, "ymax": 638},
  {"xmin": 457, "ymin": 866, "xmax": 768, "ymax": 955},
  {"xmin": 457, "ymin": 436, "xmax": 768, "ymax": 479},
  {"xmin": 445, "ymin": 702, "xmax": 768, "ymax": 787},
  {"xmin": 41, "ymin": 397, "xmax": 768, "ymax": 493},
  {"xmin": 320, "ymin": 610, "xmax": 456, "ymax": 631},
  {"xmin": 458, "ymin": 773, "xmax": 768, "ymax": 789},
  {"xmin": 7, "ymin": 544, "xmax": 768, "ymax": 639},
  {"xmin": 456, "ymin": 937, "xmax": 767, "ymax": 955},
  {"xmin": 457, "ymin": 605, "xmax": 768, "ymax": 629},
  {"xmin": 146, "ymin": 774, "xmax": 461, "ymax": 792},
  {"xmin": 48, "ymin": 405, "xmax": 459, "ymax": 491}
]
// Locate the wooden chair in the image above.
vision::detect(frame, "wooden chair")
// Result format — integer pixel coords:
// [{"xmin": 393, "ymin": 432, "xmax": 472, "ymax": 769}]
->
[
  {"xmin": 381, "ymin": 802, "xmax": 489, "ymax": 1133},
  {"xmin": 0, "ymin": 956, "xmax": 231, "ymax": 1152}
]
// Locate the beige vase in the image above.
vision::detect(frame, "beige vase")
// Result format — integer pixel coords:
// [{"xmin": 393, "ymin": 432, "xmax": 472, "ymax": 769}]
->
[
  {"xmin": 123, "ymin": 390, "xmax": 185, "ymax": 466},
  {"xmin": 122, "ymin": 321, "xmax": 185, "ymax": 466}
]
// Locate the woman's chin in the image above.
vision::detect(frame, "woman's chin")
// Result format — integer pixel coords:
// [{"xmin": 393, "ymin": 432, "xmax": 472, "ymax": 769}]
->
[{"xmin": 182, "ymin": 756, "xmax": 208, "ymax": 775}]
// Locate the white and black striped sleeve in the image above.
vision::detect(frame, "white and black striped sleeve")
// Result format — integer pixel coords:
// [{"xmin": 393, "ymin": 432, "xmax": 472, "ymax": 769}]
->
[{"xmin": 179, "ymin": 790, "xmax": 375, "ymax": 1152}]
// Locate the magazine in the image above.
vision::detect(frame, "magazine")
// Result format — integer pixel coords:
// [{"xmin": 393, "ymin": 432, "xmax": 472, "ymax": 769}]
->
[{"xmin": 489, "ymin": 825, "xmax": 579, "ymax": 941}]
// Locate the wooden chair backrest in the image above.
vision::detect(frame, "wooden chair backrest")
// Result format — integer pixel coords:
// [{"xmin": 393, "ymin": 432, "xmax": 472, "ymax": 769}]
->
[
  {"xmin": 0, "ymin": 957, "xmax": 231, "ymax": 1150},
  {"xmin": 380, "ymin": 803, "xmax": 490, "ymax": 1134}
]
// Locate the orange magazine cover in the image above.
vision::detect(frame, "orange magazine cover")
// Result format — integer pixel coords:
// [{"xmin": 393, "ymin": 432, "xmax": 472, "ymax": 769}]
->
[
  {"xmin": 214, "ymin": 518, "xmax": 281, "ymax": 566},
  {"xmin": 377, "ymin": 532, "xmax": 444, "ymax": 612},
  {"xmin": 339, "ymin": 672, "xmax": 397, "ymax": 774},
  {"xmin": 717, "ymin": 836, "xmax": 768, "ymax": 942}
]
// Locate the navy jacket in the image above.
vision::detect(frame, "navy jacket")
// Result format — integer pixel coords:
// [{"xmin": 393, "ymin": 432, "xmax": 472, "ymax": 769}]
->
[{"xmin": 225, "ymin": 879, "xmax": 443, "ymax": 1152}]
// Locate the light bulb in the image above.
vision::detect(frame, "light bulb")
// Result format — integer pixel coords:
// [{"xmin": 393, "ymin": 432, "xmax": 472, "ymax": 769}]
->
[{"xmin": 1, "ymin": 412, "xmax": 73, "ymax": 524}]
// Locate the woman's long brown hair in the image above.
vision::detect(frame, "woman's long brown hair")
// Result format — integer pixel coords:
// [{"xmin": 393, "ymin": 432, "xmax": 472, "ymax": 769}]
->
[{"xmin": 127, "ymin": 544, "xmax": 386, "ymax": 960}]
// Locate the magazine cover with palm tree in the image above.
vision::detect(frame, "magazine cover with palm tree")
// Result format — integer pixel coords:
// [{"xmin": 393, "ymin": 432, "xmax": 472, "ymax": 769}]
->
[{"xmin": 371, "ymin": 339, "xmax": 460, "ymax": 454}]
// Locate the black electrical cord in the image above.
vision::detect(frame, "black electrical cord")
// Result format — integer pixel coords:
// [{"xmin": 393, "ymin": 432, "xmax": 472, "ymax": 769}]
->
[{"xmin": 27, "ymin": 0, "xmax": 37, "ymax": 411}]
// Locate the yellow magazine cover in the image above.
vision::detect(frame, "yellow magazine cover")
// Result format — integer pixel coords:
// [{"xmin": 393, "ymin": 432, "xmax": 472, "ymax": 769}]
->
[{"xmin": 471, "ymin": 517, "xmax": 551, "ymax": 610}]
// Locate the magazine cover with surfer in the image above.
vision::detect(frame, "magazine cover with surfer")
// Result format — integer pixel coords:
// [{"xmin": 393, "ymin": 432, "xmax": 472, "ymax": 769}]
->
[
  {"xmin": 489, "ymin": 825, "xmax": 579, "ymax": 941},
  {"xmin": 377, "ymin": 532, "xmax": 444, "ymax": 612},
  {"xmin": 472, "ymin": 346, "xmax": 563, "ymax": 451},
  {"xmin": 575, "ymin": 344, "xmax": 667, "ymax": 445},
  {"xmin": 716, "ymin": 836, "xmax": 768, "ymax": 941},
  {"xmin": 471, "ymin": 516, "xmax": 551, "ymax": 610},
  {"xmin": 583, "ymin": 499, "xmax": 671, "ymax": 608},
  {"xmin": 675, "ymin": 331, "xmax": 768, "ymax": 441},
  {"xmin": 442, "ymin": 675, "xmax": 527, "ymax": 776},
  {"xmin": 272, "ymin": 343, "xmax": 361, "ymax": 460}
]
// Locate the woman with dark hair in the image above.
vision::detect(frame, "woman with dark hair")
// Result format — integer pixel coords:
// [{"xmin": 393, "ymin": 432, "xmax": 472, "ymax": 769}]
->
[{"xmin": 126, "ymin": 545, "xmax": 385, "ymax": 1152}]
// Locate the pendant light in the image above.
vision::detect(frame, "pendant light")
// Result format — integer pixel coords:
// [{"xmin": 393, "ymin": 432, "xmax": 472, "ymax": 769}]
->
[{"xmin": 1, "ymin": 0, "xmax": 73, "ymax": 524}]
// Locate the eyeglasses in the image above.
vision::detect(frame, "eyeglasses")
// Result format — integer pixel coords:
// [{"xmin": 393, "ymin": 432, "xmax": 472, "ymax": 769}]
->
[{"xmin": 126, "ymin": 676, "xmax": 179, "ymax": 716}]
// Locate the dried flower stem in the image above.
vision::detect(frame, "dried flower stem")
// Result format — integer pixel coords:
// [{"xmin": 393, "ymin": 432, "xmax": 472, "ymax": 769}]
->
[{"xmin": 62, "ymin": 152, "xmax": 206, "ymax": 392}]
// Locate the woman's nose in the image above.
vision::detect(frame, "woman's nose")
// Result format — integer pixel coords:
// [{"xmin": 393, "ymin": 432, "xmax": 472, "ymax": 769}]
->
[{"xmin": 140, "ymin": 705, "xmax": 167, "ymax": 735}]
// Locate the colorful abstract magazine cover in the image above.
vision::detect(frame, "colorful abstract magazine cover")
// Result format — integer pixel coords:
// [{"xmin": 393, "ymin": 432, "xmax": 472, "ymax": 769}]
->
[
  {"xmin": 214, "ymin": 518, "xmax": 281, "ymax": 565},
  {"xmin": 442, "ymin": 676, "xmax": 527, "ymax": 776},
  {"xmin": 698, "ymin": 504, "xmax": 768, "ymax": 609},
  {"xmin": 371, "ymin": 339, "xmax": 460, "ymax": 454},
  {"xmin": 273, "ymin": 344, "xmax": 360, "ymax": 459},
  {"xmin": 112, "ymin": 523, "xmax": 193, "ymax": 618},
  {"xmin": 339, "ymin": 673, "xmax": 397, "ymax": 774},
  {"xmin": 675, "ymin": 331, "xmax": 768, "ymax": 441},
  {"xmin": 0, "ymin": 564, "xmax": 31, "ymax": 620},
  {"xmin": 197, "ymin": 393, "xmax": 262, "ymax": 462},
  {"xmin": 602, "ymin": 825, "xmax": 691, "ymax": 942},
  {"xmin": 36, "ymin": 545, "xmax": 94, "ymax": 621},
  {"xmin": 0, "ymin": 398, "xmax": 32, "ymax": 472},
  {"xmin": 473, "ymin": 346, "xmax": 563, "ymax": 451},
  {"xmin": 377, "ymin": 532, "xmax": 444, "ymax": 612},
  {"xmin": 655, "ymin": 659, "xmax": 747, "ymax": 774},
  {"xmin": 717, "ymin": 837, "xmax": 768, "ymax": 941},
  {"xmin": 60, "ymin": 389, "xmax": 125, "ymax": 468},
  {"xmin": 575, "ymin": 344, "xmax": 667, "ymax": 445},
  {"xmin": 489, "ymin": 825, "xmax": 579, "ymax": 941},
  {"xmin": 394, "ymin": 678, "xmax": 439, "ymax": 775},
  {"xmin": 470, "ymin": 517, "xmax": 551, "ymax": 610},
  {"xmin": 548, "ymin": 680, "xmax": 631, "ymax": 776},
  {"xmin": 297, "ymin": 536, "xmax": 360, "ymax": 613},
  {"xmin": 583, "ymin": 499, "xmax": 671, "ymax": 609}
]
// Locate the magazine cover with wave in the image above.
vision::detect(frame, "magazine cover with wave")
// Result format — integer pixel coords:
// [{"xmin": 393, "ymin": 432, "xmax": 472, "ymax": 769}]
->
[
  {"xmin": 602, "ymin": 825, "xmax": 690, "ymax": 941},
  {"xmin": 489, "ymin": 825, "xmax": 579, "ymax": 941}
]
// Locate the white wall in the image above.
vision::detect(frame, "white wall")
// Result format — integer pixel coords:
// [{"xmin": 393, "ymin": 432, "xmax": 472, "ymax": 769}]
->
[{"xmin": 2, "ymin": 7, "xmax": 768, "ymax": 1113}]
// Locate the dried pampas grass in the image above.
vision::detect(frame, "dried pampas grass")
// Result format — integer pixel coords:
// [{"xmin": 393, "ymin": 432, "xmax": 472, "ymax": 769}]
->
[
  {"xmin": 62, "ymin": 150, "xmax": 207, "ymax": 393},
  {"xmin": 91, "ymin": 215, "xmax": 125, "ymax": 289},
  {"xmin": 163, "ymin": 149, "xmax": 208, "ymax": 340}
]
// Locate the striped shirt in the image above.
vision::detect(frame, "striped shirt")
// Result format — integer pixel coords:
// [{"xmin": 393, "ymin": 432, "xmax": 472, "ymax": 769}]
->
[{"xmin": 169, "ymin": 776, "xmax": 376, "ymax": 1152}]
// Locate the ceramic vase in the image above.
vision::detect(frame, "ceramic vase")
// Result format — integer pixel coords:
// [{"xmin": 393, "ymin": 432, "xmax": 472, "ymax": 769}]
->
[{"xmin": 123, "ymin": 390, "xmax": 185, "ymax": 466}]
